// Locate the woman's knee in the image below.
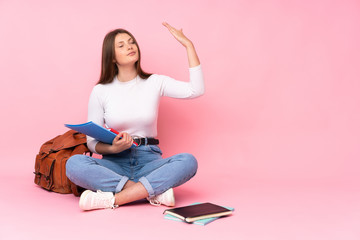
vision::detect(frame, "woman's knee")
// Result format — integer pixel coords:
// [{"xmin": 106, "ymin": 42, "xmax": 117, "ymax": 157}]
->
[
  {"xmin": 66, "ymin": 154, "xmax": 87, "ymax": 177},
  {"xmin": 178, "ymin": 153, "xmax": 198, "ymax": 173}
]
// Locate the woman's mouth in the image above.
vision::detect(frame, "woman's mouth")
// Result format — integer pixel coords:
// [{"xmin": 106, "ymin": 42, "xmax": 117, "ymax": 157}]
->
[{"xmin": 128, "ymin": 51, "xmax": 136, "ymax": 56}]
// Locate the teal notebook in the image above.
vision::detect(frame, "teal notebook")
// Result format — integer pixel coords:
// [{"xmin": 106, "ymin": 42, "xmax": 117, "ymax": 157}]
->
[{"xmin": 163, "ymin": 203, "xmax": 234, "ymax": 226}]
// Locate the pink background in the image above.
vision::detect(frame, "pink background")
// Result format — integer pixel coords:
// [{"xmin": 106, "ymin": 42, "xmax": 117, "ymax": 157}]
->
[{"xmin": 0, "ymin": 0, "xmax": 359, "ymax": 239}]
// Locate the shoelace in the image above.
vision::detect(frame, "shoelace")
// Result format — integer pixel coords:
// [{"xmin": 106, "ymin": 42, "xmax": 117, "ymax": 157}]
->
[
  {"xmin": 148, "ymin": 198, "xmax": 161, "ymax": 206},
  {"xmin": 94, "ymin": 190, "xmax": 117, "ymax": 209}
]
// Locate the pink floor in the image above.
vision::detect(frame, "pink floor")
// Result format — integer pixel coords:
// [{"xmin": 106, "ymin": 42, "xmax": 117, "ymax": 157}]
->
[{"xmin": 1, "ymin": 169, "xmax": 359, "ymax": 240}]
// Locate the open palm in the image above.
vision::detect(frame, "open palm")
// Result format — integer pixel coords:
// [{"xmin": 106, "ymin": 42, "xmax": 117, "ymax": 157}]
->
[{"xmin": 162, "ymin": 22, "xmax": 192, "ymax": 47}]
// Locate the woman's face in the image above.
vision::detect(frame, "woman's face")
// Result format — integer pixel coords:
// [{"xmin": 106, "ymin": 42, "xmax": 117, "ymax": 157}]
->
[{"xmin": 113, "ymin": 33, "xmax": 139, "ymax": 66}]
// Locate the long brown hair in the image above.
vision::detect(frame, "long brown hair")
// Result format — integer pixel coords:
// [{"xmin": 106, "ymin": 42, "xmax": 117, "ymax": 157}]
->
[{"xmin": 97, "ymin": 29, "xmax": 151, "ymax": 84}]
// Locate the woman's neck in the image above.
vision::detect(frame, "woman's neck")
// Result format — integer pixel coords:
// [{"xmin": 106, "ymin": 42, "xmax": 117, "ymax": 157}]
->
[{"xmin": 116, "ymin": 65, "xmax": 137, "ymax": 82}]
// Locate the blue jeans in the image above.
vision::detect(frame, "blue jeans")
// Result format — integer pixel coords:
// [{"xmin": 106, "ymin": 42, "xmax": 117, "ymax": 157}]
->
[{"xmin": 65, "ymin": 145, "xmax": 198, "ymax": 198}]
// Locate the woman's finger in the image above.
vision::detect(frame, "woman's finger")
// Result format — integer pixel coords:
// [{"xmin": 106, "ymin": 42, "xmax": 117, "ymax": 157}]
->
[
  {"xmin": 162, "ymin": 22, "xmax": 171, "ymax": 29},
  {"xmin": 114, "ymin": 133, "xmax": 122, "ymax": 141},
  {"xmin": 112, "ymin": 133, "xmax": 122, "ymax": 145},
  {"xmin": 126, "ymin": 133, "xmax": 132, "ymax": 144},
  {"xmin": 121, "ymin": 132, "xmax": 128, "ymax": 142},
  {"xmin": 126, "ymin": 133, "xmax": 132, "ymax": 143},
  {"xmin": 163, "ymin": 22, "xmax": 178, "ymax": 33}
]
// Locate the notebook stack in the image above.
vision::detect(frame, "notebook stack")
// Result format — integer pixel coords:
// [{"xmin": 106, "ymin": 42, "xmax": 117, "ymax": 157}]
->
[{"xmin": 163, "ymin": 202, "xmax": 234, "ymax": 226}]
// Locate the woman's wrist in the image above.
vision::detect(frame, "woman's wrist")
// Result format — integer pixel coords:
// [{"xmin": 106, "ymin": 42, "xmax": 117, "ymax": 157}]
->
[
  {"xmin": 108, "ymin": 145, "xmax": 118, "ymax": 154},
  {"xmin": 186, "ymin": 42, "xmax": 200, "ymax": 68},
  {"xmin": 96, "ymin": 142, "xmax": 118, "ymax": 155},
  {"xmin": 184, "ymin": 40, "xmax": 194, "ymax": 49}
]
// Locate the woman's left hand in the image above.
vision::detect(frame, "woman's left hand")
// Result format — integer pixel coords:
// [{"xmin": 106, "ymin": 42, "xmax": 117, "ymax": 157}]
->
[{"xmin": 162, "ymin": 22, "xmax": 193, "ymax": 48}]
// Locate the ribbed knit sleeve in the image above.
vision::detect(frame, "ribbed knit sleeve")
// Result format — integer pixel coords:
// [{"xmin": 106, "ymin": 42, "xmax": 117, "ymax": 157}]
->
[{"xmin": 159, "ymin": 65, "xmax": 205, "ymax": 99}]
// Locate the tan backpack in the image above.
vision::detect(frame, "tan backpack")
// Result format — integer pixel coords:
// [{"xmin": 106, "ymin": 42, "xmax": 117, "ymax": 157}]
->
[{"xmin": 34, "ymin": 130, "xmax": 90, "ymax": 196}]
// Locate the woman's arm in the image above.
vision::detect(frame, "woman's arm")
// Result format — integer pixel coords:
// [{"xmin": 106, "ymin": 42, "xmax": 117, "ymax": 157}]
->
[
  {"xmin": 95, "ymin": 132, "xmax": 133, "ymax": 155},
  {"xmin": 158, "ymin": 22, "xmax": 204, "ymax": 99},
  {"xmin": 162, "ymin": 22, "xmax": 200, "ymax": 68}
]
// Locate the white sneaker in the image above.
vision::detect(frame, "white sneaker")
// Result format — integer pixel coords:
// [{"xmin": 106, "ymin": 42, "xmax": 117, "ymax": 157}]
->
[
  {"xmin": 147, "ymin": 188, "xmax": 175, "ymax": 207},
  {"xmin": 79, "ymin": 190, "xmax": 117, "ymax": 210}
]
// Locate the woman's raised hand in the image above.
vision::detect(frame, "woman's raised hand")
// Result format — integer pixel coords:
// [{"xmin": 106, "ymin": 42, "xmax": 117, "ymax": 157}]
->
[
  {"xmin": 162, "ymin": 22, "xmax": 193, "ymax": 48},
  {"xmin": 162, "ymin": 22, "xmax": 200, "ymax": 67}
]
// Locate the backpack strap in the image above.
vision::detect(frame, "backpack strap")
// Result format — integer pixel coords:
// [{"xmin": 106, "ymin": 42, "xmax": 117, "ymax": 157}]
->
[{"xmin": 52, "ymin": 130, "xmax": 87, "ymax": 151}]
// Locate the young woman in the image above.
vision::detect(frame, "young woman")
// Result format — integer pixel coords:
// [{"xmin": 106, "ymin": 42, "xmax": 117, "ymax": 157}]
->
[{"xmin": 66, "ymin": 22, "xmax": 204, "ymax": 210}]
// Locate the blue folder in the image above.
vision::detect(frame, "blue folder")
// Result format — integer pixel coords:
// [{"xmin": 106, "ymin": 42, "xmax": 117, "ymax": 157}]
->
[{"xmin": 65, "ymin": 121, "xmax": 124, "ymax": 145}]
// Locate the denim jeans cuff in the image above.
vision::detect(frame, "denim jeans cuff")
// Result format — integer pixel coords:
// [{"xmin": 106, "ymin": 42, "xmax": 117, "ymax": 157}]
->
[
  {"xmin": 139, "ymin": 176, "xmax": 155, "ymax": 198},
  {"xmin": 115, "ymin": 176, "xmax": 129, "ymax": 193}
]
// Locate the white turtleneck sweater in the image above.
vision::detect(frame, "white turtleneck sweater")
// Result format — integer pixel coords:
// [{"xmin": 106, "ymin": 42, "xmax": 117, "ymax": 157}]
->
[{"xmin": 87, "ymin": 65, "xmax": 204, "ymax": 153}]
